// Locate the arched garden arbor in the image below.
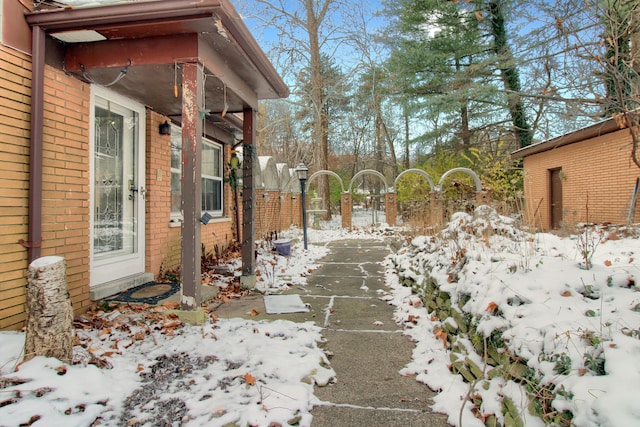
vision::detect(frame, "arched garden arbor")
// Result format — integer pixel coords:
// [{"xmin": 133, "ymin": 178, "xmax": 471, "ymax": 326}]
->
[
  {"xmin": 296, "ymin": 166, "xmax": 486, "ymax": 229},
  {"xmin": 433, "ymin": 167, "xmax": 486, "ymax": 225},
  {"xmin": 306, "ymin": 170, "xmax": 346, "ymax": 193},
  {"xmin": 348, "ymin": 167, "xmax": 485, "ymax": 228},
  {"xmin": 341, "ymin": 170, "xmax": 391, "ymax": 228},
  {"xmin": 393, "ymin": 169, "xmax": 437, "ymax": 228}
]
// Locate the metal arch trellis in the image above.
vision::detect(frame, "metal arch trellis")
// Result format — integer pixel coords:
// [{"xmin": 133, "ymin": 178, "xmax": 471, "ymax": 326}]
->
[
  {"xmin": 277, "ymin": 164, "xmax": 485, "ymax": 230},
  {"xmin": 437, "ymin": 167, "xmax": 483, "ymax": 193},
  {"xmin": 306, "ymin": 170, "xmax": 345, "ymax": 193},
  {"xmin": 347, "ymin": 169, "xmax": 388, "ymax": 193},
  {"xmin": 291, "ymin": 167, "xmax": 482, "ymax": 196},
  {"xmin": 394, "ymin": 168, "xmax": 436, "ymax": 193}
]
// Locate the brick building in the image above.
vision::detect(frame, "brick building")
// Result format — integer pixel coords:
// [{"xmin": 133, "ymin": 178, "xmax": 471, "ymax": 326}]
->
[
  {"xmin": 512, "ymin": 117, "xmax": 640, "ymax": 230},
  {"xmin": 0, "ymin": 0, "xmax": 293, "ymax": 330}
]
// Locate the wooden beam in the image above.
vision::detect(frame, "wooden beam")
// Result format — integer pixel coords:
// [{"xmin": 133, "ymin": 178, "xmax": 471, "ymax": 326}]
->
[
  {"xmin": 180, "ymin": 61, "xmax": 203, "ymax": 310},
  {"xmin": 64, "ymin": 34, "xmax": 199, "ymax": 70}
]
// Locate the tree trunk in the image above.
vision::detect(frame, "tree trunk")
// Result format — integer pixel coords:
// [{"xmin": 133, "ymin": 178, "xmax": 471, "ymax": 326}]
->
[
  {"xmin": 404, "ymin": 105, "xmax": 410, "ymax": 170},
  {"xmin": 460, "ymin": 103, "xmax": 471, "ymax": 149},
  {"xmin": 380, "ymin": 112, "xmax": 399, "ymax": 177},
  {"xmin": 455, "ymin": 57, "xmax": 472, "ymax": 149},
  {"xmin": 488, "ymin": 0, "xmax": 533, "ymax": 148},
  {"xmin": 632, "ymin": 6, "xmax": 640, "ymax": 96},
  {"xmin": 24, "ymin": 256, "xmax": 73, "ymax": 364}
]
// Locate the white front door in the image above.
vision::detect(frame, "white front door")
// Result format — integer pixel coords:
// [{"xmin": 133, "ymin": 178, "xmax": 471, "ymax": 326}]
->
[{"xmin": 90, "ymin": 86, "xmax": 145, "ymax": 286}]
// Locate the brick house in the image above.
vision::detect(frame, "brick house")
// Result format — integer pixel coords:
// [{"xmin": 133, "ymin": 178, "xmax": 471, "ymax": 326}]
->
[
  {"xmin": 512, "ymin": 117, "xmax": 640, "ymax": 230},
  {"xmin": 0, "ymin": 0, "xmax": 292, "ymax": 330}
]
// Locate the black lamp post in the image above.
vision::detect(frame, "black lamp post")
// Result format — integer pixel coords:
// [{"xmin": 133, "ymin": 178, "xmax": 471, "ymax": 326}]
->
[{"xmin": 296, "ymin": 163, "xmax": 309, "ymax": 250}]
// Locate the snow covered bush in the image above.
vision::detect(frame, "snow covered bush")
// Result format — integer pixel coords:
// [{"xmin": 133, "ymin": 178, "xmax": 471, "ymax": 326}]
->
[{"xmin": 389, "ymin": 206, "xmax": 640, "ymax": 427}]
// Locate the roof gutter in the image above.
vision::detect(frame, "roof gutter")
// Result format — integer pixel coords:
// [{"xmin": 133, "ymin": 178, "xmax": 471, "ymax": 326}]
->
[
  {"xmin": 25, "ymin": 0, "xmax": 289, "ymax": 98},
  {"xmin": 26, "ymin": 0, "xmax": 224, "ymax": 30},
  {"xmin": 213, "ymin": 0, "xmax": 289, "ymax": 98},
  {"xmin": 511, "ymin": 117, "xmax": 624, "ymax": 159}
]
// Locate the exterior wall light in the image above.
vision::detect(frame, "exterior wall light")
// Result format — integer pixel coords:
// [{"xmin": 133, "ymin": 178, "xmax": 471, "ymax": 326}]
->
[{"xmin": 159, "ymin": 120, "xmax": 171, "ymax": 135}]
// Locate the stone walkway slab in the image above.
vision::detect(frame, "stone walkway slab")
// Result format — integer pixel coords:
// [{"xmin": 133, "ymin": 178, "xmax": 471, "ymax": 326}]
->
[{"xmin": 211, "ymin": 239, "xmax": 450, "ymax": 426}]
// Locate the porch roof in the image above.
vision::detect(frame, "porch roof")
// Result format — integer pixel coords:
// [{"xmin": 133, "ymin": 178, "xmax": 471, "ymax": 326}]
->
[{"xmin": 25, "ymin": 0, "xmax": 289, "ymax": 134}]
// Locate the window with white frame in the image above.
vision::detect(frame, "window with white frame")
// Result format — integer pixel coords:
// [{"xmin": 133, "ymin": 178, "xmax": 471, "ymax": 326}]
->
[
  {"xmin": 170, "ymin": 130, "xmax": 182, "ymax": 218},
  {"xmin": 201, "ymin": 142, "xmax": 223, "ymax": 212},
  {"xmin": 170, "ymin": 126, "xmax": 224, "ymax": 220}
]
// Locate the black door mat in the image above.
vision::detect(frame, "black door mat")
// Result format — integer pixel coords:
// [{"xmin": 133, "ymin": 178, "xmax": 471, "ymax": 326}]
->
[{"xmin": 105, "ymin": 281, "xmax": 180, "ymax": 305}]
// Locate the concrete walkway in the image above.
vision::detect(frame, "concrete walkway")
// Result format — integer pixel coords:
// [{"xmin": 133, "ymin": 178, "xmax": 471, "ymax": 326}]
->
[{"xmin": 212, "ymin": 239, "xmax": 450, "ymax": 427}]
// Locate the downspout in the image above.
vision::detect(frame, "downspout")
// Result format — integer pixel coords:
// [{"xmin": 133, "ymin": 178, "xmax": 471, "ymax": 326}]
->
[{"xmin": 26, "ymin": 25, "xmax": 45, "ymax": 262}]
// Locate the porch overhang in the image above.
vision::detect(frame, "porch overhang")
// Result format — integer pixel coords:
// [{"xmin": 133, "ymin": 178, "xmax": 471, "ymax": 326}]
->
[
  {"xmin": 25, "ymin": 0, "xmax": 289, "ymax": 130},
  {"xmin": 24, "ymin": 0, "xmax": 288, "ymax": 308}
]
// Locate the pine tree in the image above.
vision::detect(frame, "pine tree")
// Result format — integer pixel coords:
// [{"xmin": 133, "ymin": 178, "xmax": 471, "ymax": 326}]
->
[{"xmin": 382, "ymin": 0, "xmax": 533, "ymax": 152}]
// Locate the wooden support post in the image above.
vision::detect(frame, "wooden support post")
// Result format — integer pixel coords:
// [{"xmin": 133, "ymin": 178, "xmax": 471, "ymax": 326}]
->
[
  {"xmin": 180, "ymin": 61, "xmax": 203, "ymax": 310},
  {"xmin": 241, "ymin": 107, "xmax": 256, "ymax": 289},
  {"xmin": 25, "ymin": 256, "xmax": 73, "ymax": 363}
]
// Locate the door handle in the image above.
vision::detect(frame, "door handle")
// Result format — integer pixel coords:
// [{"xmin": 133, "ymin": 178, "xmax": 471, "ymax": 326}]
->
[{"xmin": 128, "ymin": 180, "xmax": 146, "ymax": 200}]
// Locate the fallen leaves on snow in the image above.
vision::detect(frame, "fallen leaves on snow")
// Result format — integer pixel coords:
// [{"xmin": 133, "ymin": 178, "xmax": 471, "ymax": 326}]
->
[{"xmin": 243, "ymin": 372, "xmax": 256, "ymax": 386}]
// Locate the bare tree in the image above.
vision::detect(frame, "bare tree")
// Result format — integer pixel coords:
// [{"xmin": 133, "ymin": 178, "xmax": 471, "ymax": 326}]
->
[
  {"xmin": 342, "ymin": 2, "xmax": 401, "ymax": 180},
  {"xmin": 237, "ymin": 0, "xmax": 347, "ymax": 218},
  {"xmin": 602, "ymin": 1, "xmax": 640, "ymax": 168},
  {"xmin": 526, "ymin": 0, "xmax": 640, "ymax": 166},
  {"xmin": 256, "ymin": 100, "xmax": 311, "ymax": 165}
]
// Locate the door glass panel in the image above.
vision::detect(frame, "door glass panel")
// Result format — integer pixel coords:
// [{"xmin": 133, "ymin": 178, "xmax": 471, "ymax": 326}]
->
[{"xmin": 93, "ymin": 101, "xmax": 137, "ymax": 258}]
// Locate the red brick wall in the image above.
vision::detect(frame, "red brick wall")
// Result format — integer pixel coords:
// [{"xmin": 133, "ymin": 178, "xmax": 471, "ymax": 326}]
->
[
  {"xmin": 279, "ymin": 193, "xmax": 296, "ymax": 231},
  {"xmin": 0, "ymin": 45, "xmax": 299, "ymax": 329},
  {"xmin": 0, "ymin": 44, "xmax": 32, "ymax": 329},
  {"xmin": 41, "ymin": 66, "xmax": 91, "ymax": 314},
  {"xmin": 0, "ymin": 43, "xmax": 92, "ymax": 330},
  {"xmin": 523, "ymin": 128, "xmax": 640, "ymax": 230},
  {"xmin": 145, "ymin": 112, "xmax": 176, "ymax": 276},
  {"xmin": 145, "ymin": 110, "xmax": 235, "ymax": 278},
  {"xmin": 341, "ymin": 193, "xmax": 352, "ymax": 229},
  {"xmin": 385, "ymin": 193, "xmax": 397, "ymax": 226},
  {"xmin": 254, "ymin": 190, "xmax": 279, "ymax": 239},
  {"xmin": 251, "ymin": 189, "xmax": 301, "ymax": 240}
]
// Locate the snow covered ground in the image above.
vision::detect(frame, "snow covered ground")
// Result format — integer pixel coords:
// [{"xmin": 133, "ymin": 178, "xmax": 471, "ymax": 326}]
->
[
  {"xmin": 385, "ymin": 206, "xmax": 640, "ymax": 427},
  {"xmin": 0, "ymin": 210, "xmax": 384, "ymax": 427},
  {"xmin": 2, "ymin": 207, "xmax": 639, "ymax": 426}
]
